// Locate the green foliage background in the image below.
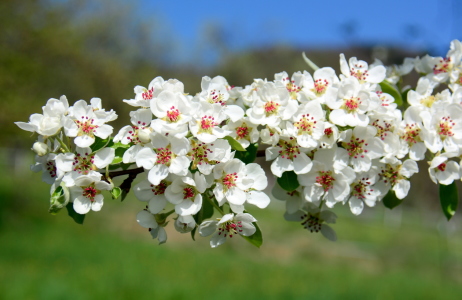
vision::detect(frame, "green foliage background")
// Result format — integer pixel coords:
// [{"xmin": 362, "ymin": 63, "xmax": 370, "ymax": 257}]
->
[{"xmin": 2, "ymin": 1, "xmax": 462, "ymax": 299}]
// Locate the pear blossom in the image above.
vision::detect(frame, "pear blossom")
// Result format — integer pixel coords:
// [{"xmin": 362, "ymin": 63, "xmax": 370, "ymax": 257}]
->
[
  {"xmin": 69, "ymin": 171, "xmax": 113, "ymax": 214},
  {"xmin": 347, "ymin": 170, "xmax": 381, "ymax": 215},
  {"xmin": 247, "ymin": 82, "xmax": 298, "ymax": 127},
  {"xmin": 297, "ymin": 147, "xmax": 355, "ymax": 208},
  {"xmin": 150, "ymin": 90, "xmax": 198, "ymax": 138},
  {"xmin": 124, "ymin": 76, "xmax": 185, "ymax": 107},
  {"xmin": 300, "ymin": 68, "xmax": 340, "ymax": 104},
  {"xmin": 212, "ymin": 159, "xmax": 254, "ymax": 207},
  {"xmin": 339, "ymin": 126, "xmax": 384, "ymax": 172},
  {"xmin": 227, "ymin": 163, "xmax": 270, "ymax": 213},
  {"xmin": 421, "ymin": 103, "xmax": 462, "ymax": 153},
  {"xmin": 199, "ymin": 213, "xmax": 257, "ymax": 248},
  {"xmin": 189, "ymin": 102, "xmax": 230, "ymax": 143},
  {"xmin": 272, "ymin": 183, "xmax": 304, "ymax": 214},
  {"xmin": 428, "ymin": 153, "xmax": 461, "ymax": 185},
  {"xmin": 15, "ymin": 96, "xmax": 68, "ymax": 136},
  {"xmin": 375, "ymin": 159, "xmax": 419, "ymax": 199},
  {"xmin": 189, "ymin": 138, "xmax": 232, "ymax": 175},
  {"xmin": 327, "ymin": 77, "xmax": 377, "ymax": 127},
  {"xmin": 222, "ymin": 117, "xmax": 259, "ymax": 149},
  {"xmin": 265, "ymin": 137, "xmax": 313, "ymax": 177},
  {"xmin": 135, "ymin": 133, "xmax": 190, "ymax": 185},
  {"xmin": 165, "ymin": 172, "xmax": 208, "ymax": 216},
  {"xmin": 284, "ymin": 203, "xmax": 337, "ymax": 241},
  {"xmin": 285, "ymin": 100, "xmax": 326, "ymax": 147},
  {"xmin": 63, "ymin": 100, "xmax": 115, "ymax": 147},
  {"xmin": 174, "ymin": 215, "xmax": 196, "ymax": 233},
  {"xmin": 339, "ymin": 53, "xmax": 386, "ymax": 86},
  {"xmin": 133, "ymin": 175, "xmax": 173, "ymax": 214},
  {"xmin": 136, "ymin": 209, "xmax": 167, "ymax": 244}
]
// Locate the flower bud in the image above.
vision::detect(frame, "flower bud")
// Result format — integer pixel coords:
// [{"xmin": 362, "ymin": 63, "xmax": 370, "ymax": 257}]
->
[
  {"xmin": 32, "ymin": 141, "xmax": 49, "ymax": 156},
  {"xmin": 174, "ymin": 215, "xmax": 196, "ymax": 233},
  {"xmin": 138, "ymin": 128, "xmax": 151, "ymax": 144}
]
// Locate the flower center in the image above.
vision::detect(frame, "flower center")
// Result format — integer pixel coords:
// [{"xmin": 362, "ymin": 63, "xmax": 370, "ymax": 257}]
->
[
  {"xmin": 198, "ymin": 115, "xmax": 217, "ymax": 134},
  {"xmin": 222, "ymin": 173, "xmax": 238, "ymax": 189},
  {"xmin": 344, "ymin": 137, "xmax": 368, "ymax": 159},
  {"xmin": 83, "ymin": 186, "xmax": 97, "ymax": 202},
  {"xmin": 218, "ymin": 220, "xmax": 243, "ymax": 238},
  {"xmin": 342, "ymin": 97, "xmax": 360, "ymax": 113},
  {"xmin": 142, "ymin": 87, "xmax": 154, "ymax": 100},
  {"xmin": 165, "ymin": 106, "xmax": 181, "ymax": 123},
  {"xmin": 208, "ymin": 89, "xmax": 225, "ymax": 106},
  {"xmin": 380, "ymin": 164, "xmax": 403, "ymax": 185},
  {"xmin": 401, "ymin": 123, "xmax": 422, "ymax": 144},
  {"xmin": 150, "ymin": 180, "xmax": 168, "ymax": 195},
  {"xmin": 73, "ymin": 152, "xmax": 95, "ymax": 174},
  {"xmin": 437, "ymin": 163, "xmax": 447, "ymax": 172},
  {"xmin": 264, "ymin": 101, "xmax": 280, "ymax": 117},
  {"xmin": 433, "ymin": 57, "xmax": 451, "ymax": 75},
  {"xmin": 190, "ymin": 142, "xmax": 215, "ymax": 169},
  {"xmin": 46, "ymin": 161, "xmax": 57, "ymax": 178},
  {"xmin": 301, "ymin": 213, "xmax": 322, "ymax": 233},
  {"xmin": 420, "ymin": 95, "xmax": 436, "ymax": 108},
  {"xmin": 278, "ymin": 138, "xmax": 300, "ymax": 160},
  {"xmin": 438, "ymin": 116, "xmax": 455, "ymax": 139},
  {"xmin": 316, "ymin": 171, "xmax": 335, "ymax": 192},
  {"xmin": 76, "ymin": 117, "xmax": 98, "ymax": 136},
  {"xmin": 371, "ymin": 119, "xmax": 392, "ymax": 141},
  {"xmin": 294, "ymin": 114, "xmax": 316, "ymax": 135},
  {"xmin": 156, "ymin": 147, "xmax": 173, "ymax": 165},
  {"xmin": 314, "ymin": 79, "xmax": 329, "ymax": 96},
  {"xmin": 126, "ymin": 123, "xmax": 149, "ymax": 145},
  {"xmin": 236, "ymin": 124, "xmax": 250, "ymax": 139},
  {"xmin": 350, "ymin": 64, "xmax": 369, "ymax": 82},
  {"xmin": 324, "ymin": 127, "xmax": 333, "ymax": 138},
  {"xmin": 286, "ymin": 80, "xmax": 302, "ymax": 99},
  {"xmin": 183, "ymin": 187, "xmax": 196, "ymax": 200},
  {"xmin": 351, "ymin": 177, "xmax": 372, "ymax": 200}
]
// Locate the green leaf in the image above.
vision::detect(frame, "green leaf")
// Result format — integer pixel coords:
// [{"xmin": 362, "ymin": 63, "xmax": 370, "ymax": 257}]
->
[
  {"xmin": 192, "ymin": 194, "xmax": 216, "ymax": 240},
  {"xmin": 223, "ymin": 136, "xmax": 246, "ymax": 151},
  {"xmin": 234, "ymin": 143, "xmax": 258, "ymax": 164},
  {"xmin": 111, "ymin": 142, "xmax": 130, "ymax": 149},
  {"xmin": 382, "ymin": 190, "xmax": 402, "ymax": 209},
  {"xmin": 49, "ymin": 184, "xmax": 70, "ymax": 215},
  {"xmin": 379, "ymin": 80, "xmax": 403, "ymax": 106},
  {"xmin": 90, "ymin": 136, "xmax": 114, "ymax": 153},
  {"xmin": 191, "ymin": 227, "xmax": 197, "ymax": 241},
  {"xmin": 65, "ymin": 203, "xmax": 85, "ymax": 224},
  {"xmin": 111, "ymin": 187, "xmax": 122, "ymax": 200},
  {"xmin": 439, "ymin": 182, "xmax": 459, "ymax": 220},
  {"xmin": 241, "ymin": 222, "xmax": 263, "ymax": 248},
  {"xmin": 277, "ymin": 171, "xmax": 300, "ymax": 192}
]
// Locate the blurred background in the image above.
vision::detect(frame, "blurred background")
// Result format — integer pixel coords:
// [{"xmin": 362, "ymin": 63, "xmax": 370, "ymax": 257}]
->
[{"xmin": 1, "ymin": 0, "xmax": 462, "ymax": 299}]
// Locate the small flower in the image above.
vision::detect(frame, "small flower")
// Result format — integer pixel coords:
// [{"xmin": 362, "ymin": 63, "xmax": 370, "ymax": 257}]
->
[
  {"xmin": 199, "ymin": 213, "xmax": 257, "ymax": 248},
  {"xmin": 284, "ymin": 203, "xmax": 337, "ymax": 241}
]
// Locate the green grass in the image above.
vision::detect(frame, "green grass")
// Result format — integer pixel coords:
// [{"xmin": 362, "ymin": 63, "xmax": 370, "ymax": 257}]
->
[{"xmin": 1, "ymin": 161, "xmax": 462, "ymax": 300}]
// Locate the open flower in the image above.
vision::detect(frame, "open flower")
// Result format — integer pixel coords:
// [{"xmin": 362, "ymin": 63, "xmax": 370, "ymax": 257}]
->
[{"xmin": 199, "ymin": 213, "xmax": 257, "ymax": 248}]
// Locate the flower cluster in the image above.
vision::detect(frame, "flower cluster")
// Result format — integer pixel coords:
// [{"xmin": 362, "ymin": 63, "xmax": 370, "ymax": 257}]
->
[{"xmin": 16, "ymin": 40, "xmax": 462, "ymax": 247}]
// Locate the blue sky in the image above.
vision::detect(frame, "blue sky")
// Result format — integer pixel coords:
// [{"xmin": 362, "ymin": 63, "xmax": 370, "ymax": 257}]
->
[{"xmin": 139, "ymin": 0, "xmax": 461, "ymax": 64}]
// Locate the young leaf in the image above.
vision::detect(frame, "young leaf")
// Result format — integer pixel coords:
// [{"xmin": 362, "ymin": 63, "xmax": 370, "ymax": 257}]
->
[
  {"xmin": 234, "ymin": 143, "xmax": 258, "ymax": 164},
  {"xmin": 65, "ymin": 203, "xmax": 85, "ymax": 224},
  {"xmin": 439, "ymin": 182, "xmax": 459, "ymax": 220},
  {"xmin": 191, "ymin": 227, "xmax": 197, "ymax": 241},
  {"xmin": 49, "ymin": 184, "xmax": 70, "ymax": 215},
  {"xmin": 241, "ymin": 222, "xmax": 263, "ymax": 248},
  {"xmin": 223, "ymin": 136, "xmax": 246, "ymax": 151},
  {"xmin": 111, "ymin": 187, "xmax": 122, "ymax": 200},
  {"xmin": 382, "ymin": 190, "xmax": 402, "ymax": 209},
  {"xmin": 379, "ymin": 80, "xmax": 403, "ymax": 106},
  {"xmin": 90, "ymin": 136, "xmax": 114, "ymax": 153},
  {"xmin": 277, "ymin": 171, "xmax": 300, "ymax": 192}
]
